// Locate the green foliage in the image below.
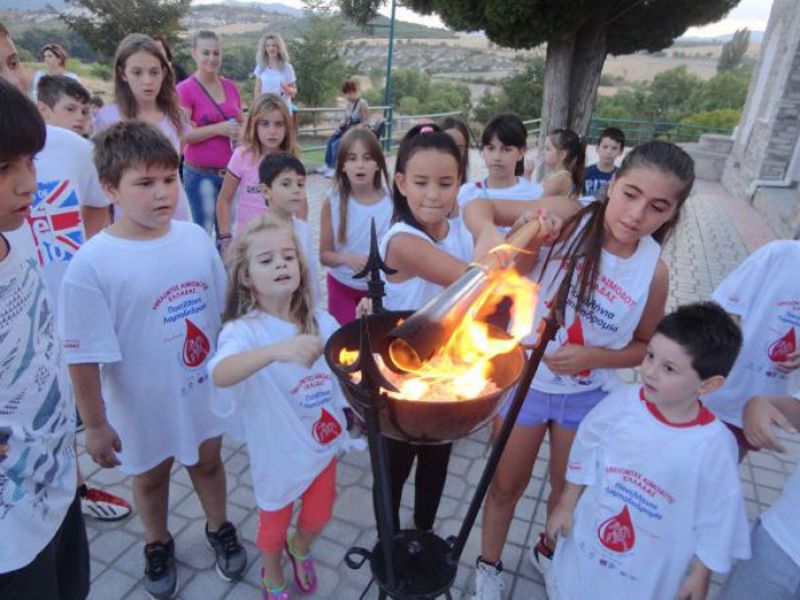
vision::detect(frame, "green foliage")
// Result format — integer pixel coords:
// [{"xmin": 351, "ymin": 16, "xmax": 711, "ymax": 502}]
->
[
  {"xmin": 370, "ymin": 68, "xmax": 471, "ymax": 115},
  {"xmin": 680, "ymin": 108, "xmax": 741, "ymax": 130},
  {"xmin": 594, "ymin": 65, "xmax": 750, "ymax": 133},
  {"xmin": 718, "ymin": 28, "xmax": 750, "ymax": 72},
  {"xmin": 221, "ymin": 45, "xmax": 255, "ymax": 82},
  {"xmin": 340, "ymin": 0, "xmax": 741, "ymax": 58},
  {"xmin": 88, "ymin": 62, "xmax": 113, "ymax": 81},
  {"xmin": 473, "ymin": 58, "xmax": 544, "ymax": 122},
  {"xmin": 15, "ymin": 27, "xmax": 99, "ymax": 63},
  {"xmin": 57, "ymin": 0, "xmax": 191, "ymax": 60},
  {"xmin": 287, "ymin": 6, "xmax": 349, "ymax": 107}
]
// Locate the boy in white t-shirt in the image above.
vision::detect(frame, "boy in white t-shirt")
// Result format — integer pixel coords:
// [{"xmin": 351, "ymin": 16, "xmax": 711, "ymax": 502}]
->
[
  {"xmin": 701, "ymin": 240, "xmax": 800, "ymax": 460},
  {"xmin": 547, "ymin": 302, "xmax": 750, "ymax": 600},
  {"xmin": 58, "ymin": 122, "xmax": 246, "ymax": 600},
  {"xmin": 718, "ymin": 390, "xmax": 800, "ymax": 600},
  {"xmin": 0, "ymin": 77, "xmax": 89, "ymax": 600},
  {"xmin": 258, "ymin": 152, "xmax": 321, "ymax": 300}
]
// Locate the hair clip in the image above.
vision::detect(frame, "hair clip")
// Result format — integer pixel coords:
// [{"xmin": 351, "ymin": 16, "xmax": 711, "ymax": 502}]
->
[{"xmin": 419, "ymin": 125, "xmax": 435, "ymax": 134}]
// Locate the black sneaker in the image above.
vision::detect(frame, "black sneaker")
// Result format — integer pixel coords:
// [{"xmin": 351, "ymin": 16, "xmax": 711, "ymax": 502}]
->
[
  {"xmin": 143, "ymin": 536, "xmax": 177, "ymax": 600},
  {"xmin": 205, "ymin": 521, "xmax": 247, "ymax": 581}
]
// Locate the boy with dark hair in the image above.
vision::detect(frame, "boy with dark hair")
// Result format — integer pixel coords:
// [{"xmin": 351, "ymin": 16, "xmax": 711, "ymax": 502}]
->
[
  {"xmin": 583, "ymin": 127, "xmax": 625, "ymax": 197},
  {"xmin": 258, "ymin": 152, "xmax": 320, "ymax": 300},
  {"xmin": 0, "ymin": 78, "xmax": 89, "ymax": 600},
  {"xmin": 36, "ymin": 74, "xmax": 91, "ymax": 137},
  {"xmin": 59, "ymin": 121, "xmax": 247, "ymax": 599},
  {"xmin": 547, "ymin": 302, "xmax": 750, "ymax": 600}
]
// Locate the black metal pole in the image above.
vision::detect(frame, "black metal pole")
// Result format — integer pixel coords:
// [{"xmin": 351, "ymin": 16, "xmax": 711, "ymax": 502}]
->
[{"xmin": 448, "ymin": 260, "xmax": 576, "ymax": 563}]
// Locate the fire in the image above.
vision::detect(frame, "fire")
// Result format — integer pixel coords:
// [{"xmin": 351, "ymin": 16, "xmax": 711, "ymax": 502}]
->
[{"xmin": 338, "ymin": 263, "xmax": 538, "ymax": 402}]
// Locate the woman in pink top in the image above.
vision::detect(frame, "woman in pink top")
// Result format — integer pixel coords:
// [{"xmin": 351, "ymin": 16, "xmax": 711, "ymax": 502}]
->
[
  {"xmin": 177, "ymin": 30, "xmax": 242, "ymax": 235},
  {"xmin": 93, "ymin": 33, "xmax": 191, "ymax": 221}
]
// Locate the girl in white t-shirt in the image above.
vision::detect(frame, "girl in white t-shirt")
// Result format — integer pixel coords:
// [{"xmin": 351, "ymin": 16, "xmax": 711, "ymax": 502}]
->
[
  {"xmin": 457, "ymin": 114, "xmax": 543, "ymax": 214},
  {"xmin": 209, "ymin": 214, "xmax": 350, "ymax": 600},
  {"xmin": 216, "ymin": 93, "xmax": 302, "ymax": 249},
  {"xmin": 465, "ymin": 140, "xmax": 695, "ymax": 598},
  {"xmin": 541, "ymin": 128, "xmax": 586, "ymax": 198},
  {"xmin": 320, "ymin": 128, "xmax": 392, "ymax": 324},
  {"xmin": 253, "ymin": 33, "xmax": 296, "ymax": 113},
  {"xmin": 92, "ymin": 33, "xmax": 192, "ymax": 220}
]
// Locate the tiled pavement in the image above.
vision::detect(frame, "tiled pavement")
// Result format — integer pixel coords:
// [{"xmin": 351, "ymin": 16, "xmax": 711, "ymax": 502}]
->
[{"xmin": 80, "ymin": 163, "xmax": 797, "ymax": 599}]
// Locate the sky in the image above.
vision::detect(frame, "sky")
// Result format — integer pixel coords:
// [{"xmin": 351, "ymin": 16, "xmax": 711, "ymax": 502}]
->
[{"xmin": 194, "ymin": 0, "xmax": 774, "ymax": 38}]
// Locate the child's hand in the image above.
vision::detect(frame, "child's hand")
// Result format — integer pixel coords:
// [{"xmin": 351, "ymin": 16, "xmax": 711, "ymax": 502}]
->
[
  {"xmin": 543, "ymin": 344, "xmax": 594, "ymax": 375},
  {"xmin": 277, "ymin": 334, "xmax": 324, "ymax": 368},
  {"xmin": 546, "ymin": 501, "xmax": 573, "ymax": 542},
  {"xmin": 218, "ymin": 120, "xmax": 240, "ymax": 140},
  {"xmin": 776, "ymin": 349, "xmax": 800, "ymax": 373},
  {"xmin": 355, "ymin": 298, "xmax": 373, "ymax": 318},
  {"xmin": 510, "ymin": 209, "xmax": 562, "ymax": 245},
  {"xmin": 743, "ymin": 395, "xmax": 797, "ymax": 453},
  {"xmin": 85, "ymin": 422, "xmax": 122, "ymax": 468},
  {"xmin": 675, "ymin": 561, "xmax": 711, "ymax": 600},
  {"xmin": 346, "ymin": 253, "xmax": 368, "ymax": 273}
]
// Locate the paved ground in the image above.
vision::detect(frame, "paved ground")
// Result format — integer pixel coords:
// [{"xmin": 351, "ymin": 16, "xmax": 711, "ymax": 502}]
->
[{"xmin": 79, "ymin": 162, "xmax": 798, "ymax": 599}]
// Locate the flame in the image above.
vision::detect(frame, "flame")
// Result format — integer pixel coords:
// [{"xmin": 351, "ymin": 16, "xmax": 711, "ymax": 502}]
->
[{"xmin": 337, "ymin": 264, "xmax": 538, "ymax": 402}]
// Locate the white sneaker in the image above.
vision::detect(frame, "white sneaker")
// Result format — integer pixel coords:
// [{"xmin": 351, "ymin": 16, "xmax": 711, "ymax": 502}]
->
[
  {"xmin": 529, "ymin": 534, "xmax": 556, "ymax": 598},
  {"xmin": 472, "ymin": 558, "xmax": 504, "ymax": 600},
  {"xmin": 324, "ymin": 167, "xmax": 335, "ymax": 178}
]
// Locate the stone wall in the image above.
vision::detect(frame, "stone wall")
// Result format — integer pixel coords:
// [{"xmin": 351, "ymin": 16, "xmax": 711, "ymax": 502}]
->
[{"xmin": 722, "ymin": 0, "xmax": 800, "ymax": 208}]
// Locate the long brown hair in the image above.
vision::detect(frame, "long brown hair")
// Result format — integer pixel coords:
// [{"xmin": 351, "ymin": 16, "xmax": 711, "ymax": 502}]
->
[
  {"xmin": 547, "ymin": 128, "xmax": 586, "ymax": 194},
  {"xmin": 439, "ymin": 115, "xmax": 472, "ymax": 185},
  {"xmin": 112, "ymin": 33, "xmax": 184, "ymax": 134},
  {"xmin": 222, "ymin": 214, "xmax": 317, "ymax": 333},
  {"xmin": 542, "ymin": 140, "xmax": 694, "ymax": 313},
  {"xmin": 241, "ymin": 93, "xmax": 299, "ymax": 160},
  {"xmin": 334, "ymin": 128, "xmax": 389, "ymax": 244}
]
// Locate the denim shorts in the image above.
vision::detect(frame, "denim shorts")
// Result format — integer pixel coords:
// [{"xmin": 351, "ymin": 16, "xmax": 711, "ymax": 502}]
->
[{"xmin": 500, "ymin": 386, "xmax": 608, "ymax": 431}]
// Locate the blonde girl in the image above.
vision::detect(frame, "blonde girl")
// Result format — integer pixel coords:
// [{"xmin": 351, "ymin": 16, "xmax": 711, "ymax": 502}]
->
[
  {"xmin": 93, "ymin": 33, "xmax": 191, "ymax": 220},
  {"xmin": 541, "ymin": 128, "xmax": 586, "ymax": 197},
  {"xmin": 254, "ymin": 33, "xmax": 296, "ymax": 113},
  {"xmin": 209, "ymin": 214, "xmax": 350, "ymax": 600},
  {"xmin": 216, "ymin": 93, "xmax": 303, "ymax": 248},
  {"xmin": 319, "ymin": 128, "xmax": 392, "ymax": 324}
]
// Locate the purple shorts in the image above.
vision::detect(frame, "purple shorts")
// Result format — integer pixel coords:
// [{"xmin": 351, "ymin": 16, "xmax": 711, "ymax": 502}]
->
[{"xmin": 499, "ymin": 387, "xmax": 608, "ymax": 431}]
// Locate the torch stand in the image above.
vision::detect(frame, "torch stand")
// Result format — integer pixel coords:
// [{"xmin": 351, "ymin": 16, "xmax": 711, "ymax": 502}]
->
[{"xmin": 332, "ymin": 221, "xmax": 573, "ymax": 599}]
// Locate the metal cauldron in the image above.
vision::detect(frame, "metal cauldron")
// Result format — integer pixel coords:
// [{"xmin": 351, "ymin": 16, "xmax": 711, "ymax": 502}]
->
[{"xmin": 325, "ymin": 311, "xmax": 525, "ymax": 444}]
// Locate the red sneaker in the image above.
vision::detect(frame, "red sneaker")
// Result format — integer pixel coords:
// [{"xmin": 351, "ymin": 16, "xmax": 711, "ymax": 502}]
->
[{"xmin": 80, "ymin": 485, "xmax": 132, "ymax": 521}]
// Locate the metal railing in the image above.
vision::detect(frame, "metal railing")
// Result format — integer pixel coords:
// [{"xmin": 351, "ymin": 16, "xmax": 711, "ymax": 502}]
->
[
  {"xmin": 586, "ymin": 117, "xmax": 732, "ymax": 145},
  {"xmin": 294, "ymin": 106, "xmax": 464, "ymax": 157}
]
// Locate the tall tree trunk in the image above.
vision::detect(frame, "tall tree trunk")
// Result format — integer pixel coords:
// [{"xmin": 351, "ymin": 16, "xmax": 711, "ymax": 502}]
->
[
  {"xmin": 568, "ymin": 19, "xmax": 608, "ymax": 136},
  {"xmin": 538, "ymin": 37, "xmax": 574, "ymax": 179}
]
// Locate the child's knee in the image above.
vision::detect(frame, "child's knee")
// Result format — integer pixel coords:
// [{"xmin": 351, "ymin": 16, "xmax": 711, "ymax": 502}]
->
[
  {"xmin": 188, "ymin": 449, "xmax": 224, "ymax": 478},
  {"xmin": 488, "ymin": 477, "xmax": 526, "ymax": 507}
]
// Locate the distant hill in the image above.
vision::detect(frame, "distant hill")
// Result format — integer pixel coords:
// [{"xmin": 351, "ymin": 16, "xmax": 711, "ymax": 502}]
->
[{"xmin": 680, "ymin": 30, "xmax": 765, "ymax": 44}]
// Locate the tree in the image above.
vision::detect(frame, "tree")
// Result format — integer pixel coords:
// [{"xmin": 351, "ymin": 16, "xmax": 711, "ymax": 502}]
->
[
  {"xmin": 338, "ymin": 0, "xmax": 742, "ymax": 139},
  {"xmin": 57, "ymin": 0, "xmax": 190, "ymax": 60},
  {"xmin": 718, "ymin": 28, "xmax": 750, "ymax": 72},
  {"xmin": 473, "ymin": 58, "xmax": 544, "ymax": 122},
  {"xmin": 287, "ymin": 2, "xmax": 349, "ymax": 107}
]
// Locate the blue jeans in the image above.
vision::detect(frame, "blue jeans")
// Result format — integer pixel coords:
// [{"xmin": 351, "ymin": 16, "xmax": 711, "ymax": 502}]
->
[
  {"xmin": 182, "ymin": 163, "xmax": 224, "ymax": 235},
  {"xmin": 325, "ymin": 129, "xmax": 345, "ymax": 169}
]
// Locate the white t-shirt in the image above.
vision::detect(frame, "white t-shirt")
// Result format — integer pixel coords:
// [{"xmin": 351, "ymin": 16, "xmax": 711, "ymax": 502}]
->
[
  {"xmin": 6, "ymin": 125, "xmax": 109, "ymax": 322},
  {"xmin": 328, "ymin": 189, "xmax": 393, "ymax": 291},
  {"xmin": 208, "ymin": 309, "xmax": 348, "ymax": 510},
  {"xmin": 293, "ymin": 216, "xmax": 320, "ymax": 303},
  {"xmin": 760, "ymin": 389, "xmax": 800, "ymax": 566},
  {"xmin": 379, "ymin": 220, "xmax": 474, "ymax": 311},
  {"xmin": 58, "ymin": 221, "xmax": 228, "ymax": 474},
  {"xmin": 528, "ymin": 216, "xmax": 661, "ymax": 393},
  {"xmin": 553, "ymin": 384, "xmax": 750, "ymax": 600},
  {"xmin": 0, "ymin": 236, "xmax": 76, "ymax": 573},
  {"xmin": 703, "ymin": 240, "xmax": 800, "ymax": 427},
  {"xmin": 253, "ymin": 63, "xmax": 296, "ymax": 112},
  {"xmin": 456, "ymin": 176, "xmax": 543, "ymax": 211},
  {"xmin": 93, "ymin": 104, "xmax": 191, "ymax": 221}
]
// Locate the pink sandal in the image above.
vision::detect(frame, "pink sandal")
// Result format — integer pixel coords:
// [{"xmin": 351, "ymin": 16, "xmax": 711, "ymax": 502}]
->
[
  {"xmin": 260, "ymin": 567, "xmax": 290, "ymax": 600},
  {"xmin": 285, "ymin": 537, "xmax": 318, "ymax": 595}
]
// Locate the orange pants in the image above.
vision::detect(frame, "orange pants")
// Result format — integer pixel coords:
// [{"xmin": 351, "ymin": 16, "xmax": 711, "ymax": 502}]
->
[{"xmin": 256, "ymin": 459, "xmax": 337, "ymax": 554}]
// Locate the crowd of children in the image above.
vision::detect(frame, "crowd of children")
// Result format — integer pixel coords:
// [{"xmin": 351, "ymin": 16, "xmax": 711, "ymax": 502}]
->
[{"xmin": 3, "ymin": 21, "xmax": 800, "ymax": 600}]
